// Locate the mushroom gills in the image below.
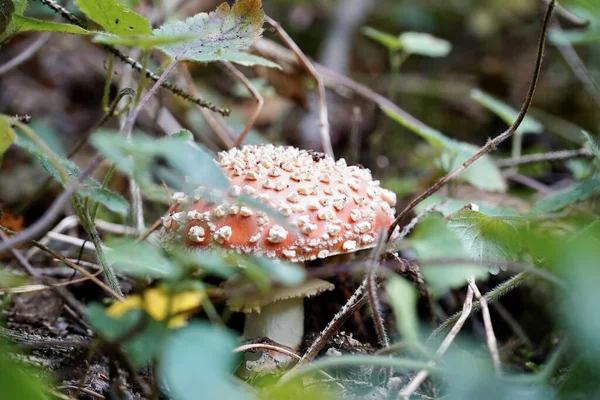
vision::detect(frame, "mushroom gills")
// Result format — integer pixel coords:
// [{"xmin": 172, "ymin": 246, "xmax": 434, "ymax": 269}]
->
[{"xmin": 243, "ymin": 296, "xmax": 305, "ymax": 349}]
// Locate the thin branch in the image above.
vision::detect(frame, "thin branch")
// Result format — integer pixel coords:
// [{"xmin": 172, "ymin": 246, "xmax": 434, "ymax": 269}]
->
[
  {"xmin": 0, "ymin": 33, "xmax": 52, "ymax": 75},
  {"xmin": 492, "ymin": 302, "xmax": 533, "ymax": 348},
  {"xmin": 428, "ymin": 272, "xmax": 531, "ymax": 342},
  {"xmin": 0, "ymin": 231, "xmax": 87, "ymax": 316},
  {"xmin": 496, "ymin": 147, "xmax": 593, "ymax": 167},
  {"xmin": 265, "ymin": 15, "xmax": 333, "ymax": 158},
  {"xmin": 30, "ymin": 240, "xmax": 123, "ymax": 300},
  {"xmin": 542, "ymin": 0, "xmax": 589, "ymax": 27},
  {"xmin": 551, "ymin": 22, "xmax": 600, "ymax": 108},
  {"xmin": 468, "ymin": 277, "xmax": 501, "ymax": 374},
  {"xmin": 386, "ymin": 0, "xmax": 555, "ymax": 240},
  {"xmin": 366, "ymin": 230, "xmax": 389, "ymax": 348},
  {"xmin": 223, "ymin": 62, "xmax": 264, "ymax": 148},
  {"xmin": 504, "ymin": 172, "xmax": 553, "ymax": 194},
  {"xmin": 0, "ymin": 156, "xmax": 102, "ymax": 254},
  {"xmin": 281, "ymin": 355, "xmax": 440, "ymax": 386},
  {"xmin": 233, "ymin": 343, "xmax": 300, "ymax": 360},
  {"xmin": 37, "ymin": 0, "xmax": 229, "ymax": 116},
  {"xmin": 290, "ymin": 279, "xmax": 370, "ymax": 371},
  {"xmin": 179, "ymin": 63, "xmax": 234, "ymax": 148},
  {"xmin": 399, "ymin": 285, "xmax": 474, "ymax": 398}
]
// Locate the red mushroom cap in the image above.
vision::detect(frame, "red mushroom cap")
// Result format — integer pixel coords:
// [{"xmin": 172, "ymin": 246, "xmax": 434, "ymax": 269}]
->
[{"xmin": 161, "ymin": 145, "xmax": 397, "ymax": 262}]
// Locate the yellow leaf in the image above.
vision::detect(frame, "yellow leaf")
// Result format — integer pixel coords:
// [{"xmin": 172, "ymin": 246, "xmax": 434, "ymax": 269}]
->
[{"xmin": 106, "ymin": 287, "xmax": 204, "ymax": 329}]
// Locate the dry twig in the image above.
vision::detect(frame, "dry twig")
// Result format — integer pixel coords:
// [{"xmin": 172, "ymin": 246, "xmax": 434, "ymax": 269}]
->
[
  {"xmin": 265, "ymin": 15, "xmax": 334, "ymax": 158},
  {"xmin": 386, "ymin": 0, "xmax": 555, "ymax": 240},
  {"xmin": 399, "ymin": 285, "xmax": 474, "ymax": 398},
  {"xmin": 223, "ymin": 62, "xmax": 265, "ymax": 148},
  {"xmin": 468, "ymin": 277, "xmax": 501, "ymax": 374}
]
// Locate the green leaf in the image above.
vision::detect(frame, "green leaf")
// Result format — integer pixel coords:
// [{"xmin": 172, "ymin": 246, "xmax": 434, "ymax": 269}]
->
[
  {"xmin": 386, "ymin": 276, "xmax": 419, "ymax": 344},
  {"xmin": 12, "ymin": 15, "xmax": 93, "ymax": 35},
  {"xmin": 444, "ymin": 345, "xmax": 555, "ymax": 400},
  {"xmin": 12, "ymin": 128, "xmax": 129, "ymax": 216},
  {"xmin": 582, "ymin": 131, "xmax": 600, "ymax": 160},
  {"xmin": 555, "ymin": 223, "xmax": 600, "ymax": 360},
  {"xmin": 471, "ymin": 89, "xmax": 543, "ymax": 135},
  {"xmin": 398, "ymin": 31, "xmax": 452, "ymax": 57},
  {"xmin": 361, "ymin": 26, "xmax": 402, "ymax": 52},
  {"xmin": 0, "ymin": 0, "xmax": 15, "ymax": 36},
  {"xmin": 74, "ymin": 0, "xmax": 151, "ymax": 36},
  {"xmin": 0, "ymin": 340, "xmax": 50, "ymax": 400},
  {"xmin": 249, "ymin": 255, "xmax": 305, "ymax": 286},
  {"xmin": 0, "ymin": 116, "xmax": 16, "ymax": 159},
  {"xmin": 153, "ymin": 0, "xmax": 278, "ymax": 68},
  {"xmin": 159, "ymin": 322, "xmax": 248, "ymax": 400},
  {"xmin": 447, "ymin": 210, "xmax": 524, "ymax": 274},
  {"xmin": 106, "ymin": 238, "xmax": 182, "ymax": 279},
  {"xmin": 77, "ymin": 186, "xmax": 129, "ymax": 216},
  {"xmin": 0, "ymin": 269, "xmax": 28, "ymax": 288},
  {"xmin": 382, "ymin": 106, "xmax": 507, "ymax": 192},
  {"xmin": 549, "ymin": 28, "xmax": 600, "ymax": 45},
  {"xmin": 87, "ymin": 304, "xmax": 170, "ymax": 367},
  {"xmin": 408, "ymin": 215, "xmax": 487, "ymax": 294},
  {"xmin": 167, "ymin": 248, "xmax": 235, "ymax": 279},
  {"xmin": 528, "ymin": 176, "xmax": 600, "ymax": 215},
  {"xmin": 91, "ymin": 130, "xmax": 230, "ymax": 192},
  {"xmin": 93, "ymin": 32, "xmax": 195, "ymax": 49},
  {"xmin": 416, "ymin": 195, "xmax": 519, "ymax": 218}
]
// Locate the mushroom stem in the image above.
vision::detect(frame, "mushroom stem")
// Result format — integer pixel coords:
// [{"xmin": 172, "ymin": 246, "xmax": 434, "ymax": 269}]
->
[{"xmin": 243, "ymin": 297, "xmax": 304, "ymax": 349}]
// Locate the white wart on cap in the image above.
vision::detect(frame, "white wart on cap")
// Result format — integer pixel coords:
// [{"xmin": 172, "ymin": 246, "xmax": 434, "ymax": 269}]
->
[{"xmin": 161, "ymin": 145, "xmax": 397, "ymax": 262}]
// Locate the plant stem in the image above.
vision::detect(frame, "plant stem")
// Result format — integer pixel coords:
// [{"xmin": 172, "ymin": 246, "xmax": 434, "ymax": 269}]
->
[
  {"xmin": 428, "ymin": 272, "xmax": 530, "ymax": 342},
  {"xmin": 280, "ymin": 355, "xmax": 440, "ymax": 385},
  {"xmin": 386, "ymin": 0, "xmax": 555, "ymax": 239},
  {"xmin": 74, "ymin": 199, "xmax": 123, "ymax": 296},
  {"xmin": 102, "ymin": 53, "xmax": 115, "ymax": 112}
]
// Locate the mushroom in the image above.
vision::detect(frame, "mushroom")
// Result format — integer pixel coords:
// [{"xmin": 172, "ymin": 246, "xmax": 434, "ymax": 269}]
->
[{"xmin": 160, "ymin": 144, "xmax": 397, "ymax": 350}]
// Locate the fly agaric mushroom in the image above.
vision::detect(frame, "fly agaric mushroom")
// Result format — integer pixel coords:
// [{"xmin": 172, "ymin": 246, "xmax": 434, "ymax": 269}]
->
[{"xmin": 160, "ymin": 144, "xmax": 397, "ymax": 350}]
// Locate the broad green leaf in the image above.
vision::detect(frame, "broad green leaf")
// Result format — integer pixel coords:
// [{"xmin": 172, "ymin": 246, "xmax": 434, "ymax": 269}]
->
[
  {"xmin": 582, "ymin": 131, "xmax": 600, "ymax": 159},
  {"xmin": 361, "ymin": 26, "xmax": 402, "ymax": 52},
  {"xmin": 549, "ymin": 28, "xmax": 600, "ymax": 45},
  {"xmin": 555, "ymin": 223, "xmax": 600, "ymax": 360},
  {"xmin": 408, "ymin": 216, "xmax": 487, "ymax": 294},
  {"xmin": 558, "ymin": 355, "xmax": 600, "ymax": 398},
  {"xmin": 77, "ymin": 186, "xmax": 129, "ymax": 216},
  {"xmin": 528, "ymin": 176, "xmax": 600, "ymax": 215},
  {"xmin": 416, "ymin": 195, "xmax": 519, "ymax": 218},
  {"xmin": 106, "ymin": 237, "xmax": 182, "ymax": 279},
  {"xmin": 91, "ymin": 130, "xmax": 229, "ymax": 192},
  {"xmin": 0, "ymin": 0, "xmax": 15, "ymax": 36},
  {"xmin": 444, "ymin": 345, "xmax": 556, "ymax": 400},
  {"xmin": 93, "ymin": 32, "xmax": 195, "ymax": 49},
  {"xmin": 168, "ymin": 248, "xmax": 235, "ymax": 279},
  {"xmin": 74, "ymin": 0, "xmax": 151, "ymax": 36},
  {"xmin": 0, "ymin": 340, "xmax": 50, "ymax": 400},
  {"xmin": 382, "ymin": 106, "xmax": 507, "ymax": 192},
  {"xmin": 87, "ymin": 303, "xmax": 170, "ymax": 367},
  {"xmin": 12, "ymin": 0, "xmax": 24, "ymax": 14},
  {"xmin": 447, "ymin": 210, "xmax": 524, "ymax": 274},
  {"xmin": 0, "ymin": 116, "xmax": 16, "ymax": 159},
  {"xmin": 471, "ymin": 89, "xmax": 544, "ymax": 135},
  {"xmin": 398, "ymin": 31, "xmax": 452, "ymax": 57},
  {"xmin": 12, "ymin": 129, "xmax": 130, "ymax": 216},
  {"xmin": 159, "ymin": 322, "xmax": 248, "ymax": 400},
  {"xmin": 386, "ymin": 276, "xmax": 419, "ymax": 344},
  {"xmin": 0, "ymin": 269, "xmax": 28, "ymax": 288},
  {"xmin": 153, "ymin": 0, "xmax": 278, "ymax": 68},
  {"xmin": 249, "ymin": 254, "xmax": 305, "ymax": 286},
  {"xmin": 12, "ymin": 15, "xmax": 93, "ymax": 35}
]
